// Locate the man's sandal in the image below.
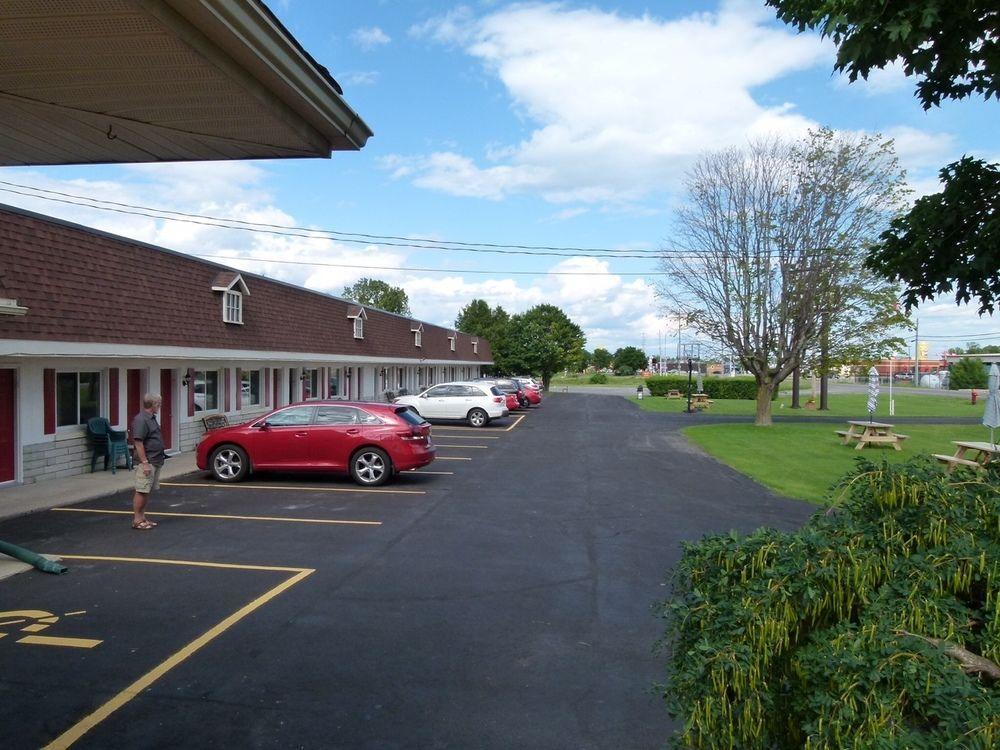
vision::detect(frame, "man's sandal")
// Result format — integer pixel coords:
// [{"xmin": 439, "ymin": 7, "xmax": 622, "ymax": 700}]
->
[{"xmin": 131, "ymin": 520, "xmax": 154, "ymax": 530}]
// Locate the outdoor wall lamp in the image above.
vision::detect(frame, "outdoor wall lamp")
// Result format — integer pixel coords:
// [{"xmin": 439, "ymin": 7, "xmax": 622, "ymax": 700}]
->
[
  {"xmin": 181, "ymin": 368, "xmax": 195, "ymax": 387},
  {"xmin": 299, "ymin": 371, "xmax": 308, "ymax": 381}
]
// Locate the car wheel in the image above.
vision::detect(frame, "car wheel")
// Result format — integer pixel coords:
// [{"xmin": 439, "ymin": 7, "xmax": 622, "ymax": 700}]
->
[
  {"xmin": 211, "ymin": 444, "xmax": 249, "ymax": 482},
  {"xmin": 467, "ymin": 408, "xmax": 489, "ymax": 428},
  {"xmin": 351, "ymin": 447, "xmax": 391, "ymax": 486}
]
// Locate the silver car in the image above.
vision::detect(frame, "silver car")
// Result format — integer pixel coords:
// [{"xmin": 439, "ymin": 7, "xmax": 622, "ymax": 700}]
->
[{"xmin": 394, "ymin": 381, "xmax": 508, "ymax": 427}]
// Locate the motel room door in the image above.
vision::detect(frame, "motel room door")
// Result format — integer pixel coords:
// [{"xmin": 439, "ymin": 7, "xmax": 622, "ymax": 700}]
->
[{"xmin": 0, "ymin": 369, "xmax": 15, "ymax": 482}]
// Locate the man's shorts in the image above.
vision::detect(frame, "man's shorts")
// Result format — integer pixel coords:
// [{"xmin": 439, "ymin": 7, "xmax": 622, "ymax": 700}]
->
[{"xmin": 134, "ymin": 464, "xmax": 162, "ymax": 494}]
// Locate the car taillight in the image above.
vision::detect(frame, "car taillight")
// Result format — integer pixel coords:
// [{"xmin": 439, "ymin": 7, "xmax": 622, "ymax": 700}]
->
[
  {"xmin": 493, "ymin": 396, "xmax": 504, "ymax": 403},
  {"xmin": 397, "ymin": 429, "xmax": 427, "ymax": 441}
]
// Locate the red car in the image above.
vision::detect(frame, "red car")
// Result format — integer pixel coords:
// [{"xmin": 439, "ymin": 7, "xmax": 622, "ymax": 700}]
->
[
  {"xmin": 196, "ymin": 401, "xmax": 435, "ymax": 486},
  {"xmin": 503, "ymin": 392, "xmax": 521, "ymax": 411}
]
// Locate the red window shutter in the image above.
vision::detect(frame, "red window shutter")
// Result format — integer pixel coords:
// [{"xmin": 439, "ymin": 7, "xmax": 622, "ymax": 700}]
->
[
  {"xmin": 187, "ymin": 370, "xmax": 195, "ymax": 418},
  {"xmin": 109, "ymin": 368, "xmax": 120, "ymax": 425},
  {"xmin": 235, "ymin": 368, "xmax": 242, "ymax": 411},
  {"xmin": 43, "ymin": 368, "xmax": 55, "ymax": 435},
  {"xmin": 223, "ymin": 368, "xmax": 231, "ymax": 412},
  {"xmin": 272, "ymin": 368, "xmax": 279, "ymax": 407},
  {"xmin": 264, "ymin": 368, "xmax": 271, "ymax": 407}
]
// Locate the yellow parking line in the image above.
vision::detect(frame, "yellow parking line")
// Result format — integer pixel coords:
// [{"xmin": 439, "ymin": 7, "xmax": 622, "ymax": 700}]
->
[
  {"xmin": 160, "ymin": 481, "xmax": 423, "ymax": 495},
  {"xmin": 436, "ymin": 414, "xmax": 525, "ymax": 432},
  {"xmin": 51, "ymin": 508, "xmax": 381, "ymax": 526},
  {"xmin": 43, "ymin": 560, "xmax": 312, "ymax": 749},
  {"xmin": 18, "ymin": 635, "xmax": 102, "ymax": 649},
  {"xmin": 434, "ymin": 444, "xmax": 488, "ymax": 449},
  {"xmin": 434, "ymin": 456, "xmax": 473, "ymax": 461}
]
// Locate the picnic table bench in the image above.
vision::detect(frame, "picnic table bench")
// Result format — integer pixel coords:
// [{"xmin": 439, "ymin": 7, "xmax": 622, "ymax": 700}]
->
[
  {"xmin": 666, "ymin": 390, "xmax": 682, "ymax": 399},
  {"xmin": 933, "ymin": 441, "xmax": 1000, "ymax": 473},
  {"xmin": 836, "ymin": 420, "xmax": 908, "ymax": 451},
  {"xmin": 690, "ymin": 393, "xmax": 714, "ymax": 410}
]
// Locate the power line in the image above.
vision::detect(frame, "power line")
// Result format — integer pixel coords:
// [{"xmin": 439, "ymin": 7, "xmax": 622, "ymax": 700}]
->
[
  {"xmin": 194, "ymin": 253, "xmax": 671, "ymax": 276},
  {"xmin": 0, "ymin": 180, "xmax": 663, "ymax": 258}
]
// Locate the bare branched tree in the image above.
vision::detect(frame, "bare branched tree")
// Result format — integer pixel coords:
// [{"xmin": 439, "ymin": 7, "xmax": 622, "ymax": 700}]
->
[{"xmin": 657, "ymin": 128, "xmax": 907, "ymax": 425}]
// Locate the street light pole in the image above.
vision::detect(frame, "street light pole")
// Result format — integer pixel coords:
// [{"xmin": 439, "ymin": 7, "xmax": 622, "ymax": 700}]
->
[{"xmin": 687, "ymin": 357, "xmax": 693, "ymax": 413}]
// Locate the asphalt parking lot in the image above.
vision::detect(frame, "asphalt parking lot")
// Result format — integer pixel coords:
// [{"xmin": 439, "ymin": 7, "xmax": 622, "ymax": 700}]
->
[{"xmin": 0, "ymin": 396, "xmax": 815, "ymax": 749}]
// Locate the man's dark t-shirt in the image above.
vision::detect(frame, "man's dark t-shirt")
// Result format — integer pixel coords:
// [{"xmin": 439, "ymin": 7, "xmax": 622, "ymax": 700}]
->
[{"xmin": 132, "ymin": 411, "xmax": 166, "ymax": 467}]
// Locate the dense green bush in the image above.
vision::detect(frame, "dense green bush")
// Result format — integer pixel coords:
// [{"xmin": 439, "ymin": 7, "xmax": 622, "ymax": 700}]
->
[
  {"xmin": 950, "ymin": 357, "xmax": 989, "ymax": 390},
  {"xmin": 645, "ymin": 375, "xmax": 758, "ymax": 399},
  {"xmin": 656, "ymin": 459, "xmax": 1000, "ymax": 749},
  {"xmin": 589, "ymin": 372, "xmax": 609, "ymax": 384}
]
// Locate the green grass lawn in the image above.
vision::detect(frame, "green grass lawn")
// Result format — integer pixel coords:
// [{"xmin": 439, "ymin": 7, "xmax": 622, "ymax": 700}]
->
[
  {"xmin": 631, "ymin": 391, "xmax": 979, "ymax": 418},
  {"xmin": 550, "ymin": 373, "xmax": 647, "ymax": 388},
  {"xmin": 682, "ymin": 422, "xmax": 986, "ymax": 504}
]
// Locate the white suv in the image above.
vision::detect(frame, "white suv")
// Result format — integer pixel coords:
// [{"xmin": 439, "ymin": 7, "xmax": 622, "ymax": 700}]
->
[{"xmin": 394, "ymin": 381, "xmax": 508, "ymax": 427}]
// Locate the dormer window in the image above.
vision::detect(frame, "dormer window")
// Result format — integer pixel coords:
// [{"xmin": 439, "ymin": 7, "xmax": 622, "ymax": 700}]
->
[
  {"xmin": 448, "ymin": 334, "xmax": 456, "ymax": 352},
  {"xmin": 224, "ymin": 291, "xmax": 243, "ymax": 324},
  {"xmin": 348, "ymin": 305, "xmax": 367, "ymax": 339},
  {"xmin": 411, "ymin": 321, "xmax": 423, "ymax": 348},
  {"xmin": 472, "ymin": 339, "xmax": 478, "ymax": 355},
  {"xmin": 211, "ymin": 271, "xmax": 250, "ymax": 325}
]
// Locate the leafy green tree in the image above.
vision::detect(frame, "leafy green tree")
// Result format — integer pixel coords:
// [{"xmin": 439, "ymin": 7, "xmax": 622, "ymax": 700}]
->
[
  {"xmin": 592, "ymin": 347, "xmax": 613, "ymax": 370},
  {"xmin": 341, "ymin": 278, "xmax": 411, "ymax": 315},
  {"xmin": 949, "ymin": 356, "xmax": 988, "ymax": 390},
  {"xmin": 613, "ymin": 346, "xmax": 647, "ymax": 375},
  {"xmin": 455, "ymin": 299, "xmax": 512, "ymax": 374},
  {"xmin": 767, "ymin": 0, "xmax": 1000, "ymax": 314},
  {"xmin": 506, "ymin": 304, "xmax": 585, "ymax": 390}
]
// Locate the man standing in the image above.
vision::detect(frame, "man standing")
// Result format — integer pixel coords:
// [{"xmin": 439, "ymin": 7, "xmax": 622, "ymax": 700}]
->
[{"xmin": 131, "ymin": 393, "xmax": 165, "ymax": 530}]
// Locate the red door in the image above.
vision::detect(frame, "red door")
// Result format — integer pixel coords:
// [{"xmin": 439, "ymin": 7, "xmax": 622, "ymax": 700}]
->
[
  {"xmin": 0, "ymin": 369, "xmax": 15, "ymax": 482},
  {"xmin": 159, "ymin": 370, "xmax": 173, "ymax": 450},
  {"xmin": 126, "ymin": 369, "xmax": 142, "ymax": 436}
]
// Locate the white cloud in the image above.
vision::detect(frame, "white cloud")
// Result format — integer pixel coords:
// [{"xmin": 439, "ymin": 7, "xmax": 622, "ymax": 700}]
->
[
  {"xmin": 834, "ymin": 60, "xmax": 910, "ymax": 95},
  {"xmin": 341, "ymin": 70, "xmax": 380, "ymax": 86},
  {"xmin": 397, "ymin": 0, "xmax": 830, "ymax": 204},
  {"xmin": 352, "ymin": 26, "xmax": 391, "ymax": 50}
]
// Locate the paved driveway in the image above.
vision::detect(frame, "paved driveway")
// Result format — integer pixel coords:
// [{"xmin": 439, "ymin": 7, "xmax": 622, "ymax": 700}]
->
[{"xmin": 0, "ymin": 394, "xmax": 815, "ymax": 749}]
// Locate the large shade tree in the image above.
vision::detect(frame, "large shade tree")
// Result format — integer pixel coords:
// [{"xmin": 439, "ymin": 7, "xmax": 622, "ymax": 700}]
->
[
  {"xmin": 767, "ymin": 0, "xmax": 1000, "ymax": 314},
  {"xmin": 455, "ymin": 299, "xmax": 511, "ymax": 373},
  {"xmin": 657, "ymin": 129, "xmax": 907, "ymax": 425},
  {"xmin": 506, "ymin": 304, "xmax": 585, "ymax": 390},
  {"xmin": 342, "ymin": 277, "xmax": 411, "ymax": 316}
]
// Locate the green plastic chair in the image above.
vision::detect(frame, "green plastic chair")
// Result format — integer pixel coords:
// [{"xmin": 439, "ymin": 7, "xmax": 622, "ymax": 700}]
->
[{"xmin": 86, "ymin": 417, "xmax": 133, "ymax": 474}]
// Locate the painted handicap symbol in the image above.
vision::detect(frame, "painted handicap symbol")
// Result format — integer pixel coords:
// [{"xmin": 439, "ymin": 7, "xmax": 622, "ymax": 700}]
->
[{"xmin": 0, "ymin": 609, "xmax": 103, "ymax": 648}]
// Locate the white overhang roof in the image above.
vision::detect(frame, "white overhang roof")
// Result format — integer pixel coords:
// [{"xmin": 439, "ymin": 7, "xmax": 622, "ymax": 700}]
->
[{"xmin": 0, "ymin": 0, "xmax": 373, "ymax": 165}]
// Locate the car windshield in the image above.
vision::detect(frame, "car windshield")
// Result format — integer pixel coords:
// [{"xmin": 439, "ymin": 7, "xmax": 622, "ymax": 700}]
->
[
  {"xmin": 395, "ymin": 407, "xmax": 427, "ymax": 426},
  {"xmin": 490, "ymin": 386, "xmax": 504, "ymax": 396}
]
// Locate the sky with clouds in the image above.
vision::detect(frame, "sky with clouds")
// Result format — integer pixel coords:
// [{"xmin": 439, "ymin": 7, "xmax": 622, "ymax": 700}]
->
[{"xmin": 1, "ymin": 0, "xmax": 997, "ymax": 359}]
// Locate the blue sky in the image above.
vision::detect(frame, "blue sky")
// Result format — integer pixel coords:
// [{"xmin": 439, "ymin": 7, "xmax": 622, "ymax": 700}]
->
[{"xmin": 2, "ymin": 0, "xmax": 998, "ymax": 359}]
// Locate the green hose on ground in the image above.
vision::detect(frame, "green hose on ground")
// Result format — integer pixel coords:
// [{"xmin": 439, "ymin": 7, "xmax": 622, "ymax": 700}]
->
[{"xmin": 0, "ymin": 540, "xmax": 67, "ymax": 574}]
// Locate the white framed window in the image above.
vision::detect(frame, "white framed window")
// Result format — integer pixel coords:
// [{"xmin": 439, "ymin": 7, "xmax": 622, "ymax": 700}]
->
[
  {"xmin": 193, "ymin": 370, "xmax": 220, "ymax": 412},
  {"xmin": 472, "ymin": 339, "xmax": 478, "ymax": 354},
  {"xmin": 448, "ymin": 335, "xmax": 456, "ymax": 352},
  {"xmin": 328, "ymin": 369, "xmax": 341, "ymax": 398},
  {"xmin": 414, "ymin": 329, "xmax": 422, "ymax": 347},
  {"xmin": 241, "ymin": 369, "xmax": 261, "ymax": 407},
  {"xmin": 223, "ymin": 291, "xmax": 243, "ymax": 324},
  {"xmin": 56, "ymin": 371, "xmax": 100, "ymax": 427},
  {"xmin": 353, "ymin": 317, "xmax": 364, "ymax": 339}
]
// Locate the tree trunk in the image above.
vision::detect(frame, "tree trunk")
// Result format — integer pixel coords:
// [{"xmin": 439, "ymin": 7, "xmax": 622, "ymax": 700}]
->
[
  {"xmin": 819, "ymin": 313, "xmax": 830, "ymax": 410},
  {"xmin": 755, "ymin": 378, "xmax": 776, "ymax": 426},
  {"xmin": 791, "ymin": 368, "xmax": 801, "ymax": 409},
  {"xmin": 820, "ymin": 373, "xmax": 829, "ymax": 410},
  {"xmin": 541, "ymin": 372, "xmax": 552, "ymax": 391}
]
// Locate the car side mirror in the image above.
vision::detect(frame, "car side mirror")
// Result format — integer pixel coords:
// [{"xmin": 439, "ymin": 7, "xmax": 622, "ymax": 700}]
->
[
  {"xmin": 258, "ymin": 421, "xmax": 271, "ymax": 430},
  {"xmin": 419, "ymin": 393, "xmax": 428, "ymax": 398}
]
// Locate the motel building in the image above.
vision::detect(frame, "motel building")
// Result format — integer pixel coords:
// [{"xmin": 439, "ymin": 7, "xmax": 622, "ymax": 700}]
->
[{"xmin": 0, "ymin": 204, "xmax": 492, "ymax": 486}]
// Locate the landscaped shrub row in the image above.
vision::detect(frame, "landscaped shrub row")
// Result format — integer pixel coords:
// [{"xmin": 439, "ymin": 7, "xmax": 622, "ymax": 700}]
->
[
  {"xmin": 645, "ymin": 375, "xmax": 758, "ymax": 399},
  {"xmin": 656, "ymin": 459, "xmax": 1000, "ymax": 749},
  {"xmin": 589, "ymin": 372, "xmax": 609, "ymax": 384}
]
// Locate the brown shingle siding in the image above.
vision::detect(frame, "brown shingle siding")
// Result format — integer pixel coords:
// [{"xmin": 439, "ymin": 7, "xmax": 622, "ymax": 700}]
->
[{"xmin": 0, "ymin": 205, "xmax": 492, "ymax": 362}]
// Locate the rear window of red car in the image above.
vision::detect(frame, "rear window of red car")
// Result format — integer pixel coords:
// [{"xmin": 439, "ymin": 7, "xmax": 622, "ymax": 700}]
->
[{"xmin": 395, "ymin": 407, "xmax": 427, "ymax": 426}]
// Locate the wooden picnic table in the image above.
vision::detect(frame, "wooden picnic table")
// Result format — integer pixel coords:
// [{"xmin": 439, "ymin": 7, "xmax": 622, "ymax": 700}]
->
[
  {"xmin": 690, "ymin": 393, "xmax": 713, "ymax": 410},
  {"xmin": 835, "ymin": 420, "xmax": 909, "ymax": 451},
  {"xmin": 933, "ymin": 441, "xmax": 1000, "ymax": 473}
]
